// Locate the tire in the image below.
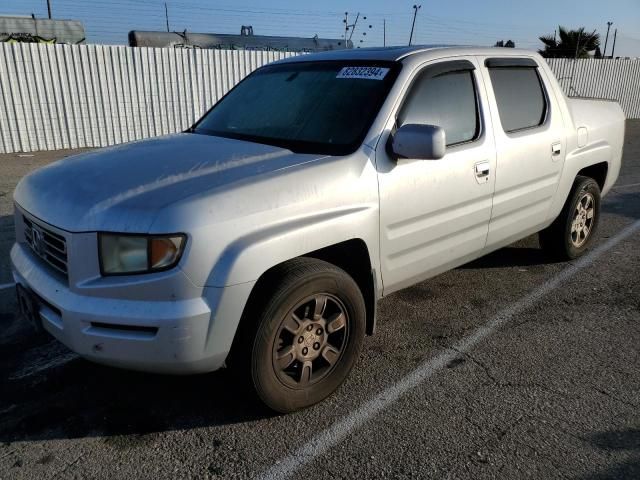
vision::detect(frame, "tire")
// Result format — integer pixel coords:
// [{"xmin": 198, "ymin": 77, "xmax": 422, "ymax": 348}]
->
[
  {"xmin": 539, "ymin": 175, "xmax": 601, "ymax": 260},
  {"xmin": 234, "ymin": 258, "xmax": 366, "ymax": 413}
]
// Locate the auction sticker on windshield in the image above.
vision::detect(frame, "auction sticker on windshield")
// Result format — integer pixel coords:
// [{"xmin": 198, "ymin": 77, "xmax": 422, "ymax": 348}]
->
[{"xmin": 336, "ymin": 66, "xmax": 390, "ymax": 80}]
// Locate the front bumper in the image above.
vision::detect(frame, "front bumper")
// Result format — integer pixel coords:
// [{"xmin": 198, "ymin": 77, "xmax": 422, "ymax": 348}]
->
[{"xmin": 11, "ymin": 242, "xmax": 253, "ymax": 374}]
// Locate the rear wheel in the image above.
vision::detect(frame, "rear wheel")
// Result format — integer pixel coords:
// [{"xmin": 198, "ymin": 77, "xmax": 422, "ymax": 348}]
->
[
  {"xmin": 539, "ymin": 175, "xmax": 601, "ymax": 260},
  {"xmin": 237, "ymin": 258, "xmax": 366, "ymax": 413}
]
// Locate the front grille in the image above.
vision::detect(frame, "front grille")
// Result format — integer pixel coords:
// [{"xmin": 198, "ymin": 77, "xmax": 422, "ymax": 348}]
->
[{"xmin": 23, "ymin": 216, "xmax": 68, "ymax": 277}]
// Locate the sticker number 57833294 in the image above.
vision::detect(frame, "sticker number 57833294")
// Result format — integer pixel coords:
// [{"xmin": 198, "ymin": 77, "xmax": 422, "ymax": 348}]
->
[{"xmin": 336, "ymin": 66, "xmax": 390, "ymax": 80}]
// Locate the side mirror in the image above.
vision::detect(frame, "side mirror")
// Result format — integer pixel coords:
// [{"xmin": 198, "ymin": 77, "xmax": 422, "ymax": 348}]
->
[{"xmin": 391, "ymin": 124, "xmax": 446, "ymax": 160}]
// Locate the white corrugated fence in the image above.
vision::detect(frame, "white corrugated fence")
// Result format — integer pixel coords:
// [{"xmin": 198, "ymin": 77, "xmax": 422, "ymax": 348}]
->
[
  {"xmin": 0, "ymin": 43, "xmax": 295, "ymax": 153},
  {"xmin": 547, "ymin": 57, "xmax": 640, "ymax": 118},
  {"xmin": 0, "ymin": 43, "xmax": 639, "ymax": 154}
]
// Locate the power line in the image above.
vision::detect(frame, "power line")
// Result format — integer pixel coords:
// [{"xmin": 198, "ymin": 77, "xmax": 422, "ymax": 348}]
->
[{"xmin": 5, "ymin": 0, "xmax": 610, "ymax": 53}]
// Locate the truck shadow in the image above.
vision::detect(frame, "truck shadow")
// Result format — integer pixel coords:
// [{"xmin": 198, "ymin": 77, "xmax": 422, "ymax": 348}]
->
[
  {"xmin": 579, "ymin": 428, "xmax": 640, "ymax": 479},
  {"xmin": 604, "ymin": 188, "xmax": 640, "ymax": 221},
  {"xmin": 461, "ymin": 189, "xmax": 640, "ymax": 270},
  {"xmin": 0, "ymin": 340, "xmax": 272, "ymax": 443},
  {"xmin": 0, "ymin": 213, "xmax": 15, "ymax": 285},
  {"xmin": 460, "ymin": 240, "xmax": 558, "ymax": 269},
  {"xmin": 1, "ymin": 188, "xmax": 639, "ymax": 443}
]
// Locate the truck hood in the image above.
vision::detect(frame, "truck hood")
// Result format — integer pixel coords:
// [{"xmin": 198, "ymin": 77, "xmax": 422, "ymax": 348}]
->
[{"xmin": 14, "ymin": 133, "xmax": 325, "ymax": 232}]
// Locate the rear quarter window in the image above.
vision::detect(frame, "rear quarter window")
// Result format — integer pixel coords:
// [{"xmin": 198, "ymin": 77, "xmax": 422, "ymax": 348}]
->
[{"xmin": 488, "ymin": 67, "xmax": 547, "ymax": 133}]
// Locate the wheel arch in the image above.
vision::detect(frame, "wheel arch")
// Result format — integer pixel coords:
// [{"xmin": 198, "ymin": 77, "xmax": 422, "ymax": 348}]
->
[
  {"xmin": 241, "ymin": 238, "xmax": 377, "ymax": 335},
  {"xmin": 226, "ymin": 239, "xmax": 378, "ymax": 369},
  {"xmin": 548, "ymin": 153, "xmax": 611, "ymax": 227},
  {"xmin": 302, "ymin": 239, "xmax": 378, "ymax": 336},
  {"xmin": 577, "ymin": 161, "xmax": 608, "ymax": 191}
]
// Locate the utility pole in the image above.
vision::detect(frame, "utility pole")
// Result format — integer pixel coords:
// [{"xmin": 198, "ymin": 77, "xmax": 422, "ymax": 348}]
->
[
  {"xmin": 603, "ymin": 21, "xmax": 613, "ymax": 57},
  {"xmin": 611, "ymin": 28, "xmax": 617, "ymax": 58},
  {"xmin": 383, "ymin": 19, "xmax": 386, "ymax": 47},
  {"xmin": 348, "ymin": 13, "xmax": 360, "ymax": 42},
  {"xmin": 46, "ymin": 0, "xmax": 52, "ymax": 19},
  {"xmin": 343, "ymin": 12, "xmax": 366, "ymax": 48},
  {"xmin": 343, "ymin": 12, "xmax": 349, "ymax": 47},
  {"xmin": 409, "ymin": 4, "xmax": 421, "ymax": 46},
  {"xmin": 165, "ymin": 3, "xmax": 170, "ymax": 32}
]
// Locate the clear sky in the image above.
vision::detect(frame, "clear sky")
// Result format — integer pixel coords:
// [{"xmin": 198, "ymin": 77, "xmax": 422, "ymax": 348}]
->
[{"xmin": 2, "ymin": 0, "xmax": 639, "ymax": 57}]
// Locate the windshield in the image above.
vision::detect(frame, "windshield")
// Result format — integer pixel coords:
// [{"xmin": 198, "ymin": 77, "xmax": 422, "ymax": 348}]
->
[{"xmin": 192, "ymin": 61, "xmax": 400, "ymax": 155}]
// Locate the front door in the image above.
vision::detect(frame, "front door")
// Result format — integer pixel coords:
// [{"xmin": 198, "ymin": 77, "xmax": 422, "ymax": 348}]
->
[{"xmin": 377, "ymin": 58, "xmax": 497, "ymax": 294}]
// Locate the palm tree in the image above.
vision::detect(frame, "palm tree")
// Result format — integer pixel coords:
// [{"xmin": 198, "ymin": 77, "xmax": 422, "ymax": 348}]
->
[
  {"xmin": 494, "ymin": 40, "xmax": 515, "ymax": 48},
  {"xmin": 539, "ymin": 26, "xmax": 600, "ymax": 58}
]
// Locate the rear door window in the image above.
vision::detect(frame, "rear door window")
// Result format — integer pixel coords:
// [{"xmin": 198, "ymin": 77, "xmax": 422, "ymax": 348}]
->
[{"xmin": 488, "ymin": 66, "xmax": 547, "ymax": 133}]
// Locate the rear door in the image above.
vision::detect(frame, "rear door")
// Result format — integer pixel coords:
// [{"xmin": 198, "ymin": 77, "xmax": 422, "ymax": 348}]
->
[
  {"xmin": 478, "ymin": 57, "xmax": 567, "ymax": 248},
  {"xmin": 376, "ymin": 57, "xmax": 497, "ymax": 293}
]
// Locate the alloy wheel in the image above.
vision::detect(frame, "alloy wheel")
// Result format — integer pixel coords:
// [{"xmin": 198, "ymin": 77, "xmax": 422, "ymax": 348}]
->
[
  {"xmin": 570, "ymin": 191, "xmax": 595, "ymax": 248},
  {"xmin": 272, "ymin": 293, "xmax": 349, "ymax": 387}
]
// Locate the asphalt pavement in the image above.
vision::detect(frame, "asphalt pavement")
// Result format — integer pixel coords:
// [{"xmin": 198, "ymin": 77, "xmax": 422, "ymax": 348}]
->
[{"xmin": 0, "ymin": 122, "xmax": 639, "ymax": 480}]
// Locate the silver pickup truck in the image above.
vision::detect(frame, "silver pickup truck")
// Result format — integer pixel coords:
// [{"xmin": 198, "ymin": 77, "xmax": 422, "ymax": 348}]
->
[{"xmin": 11, "ymin": 46, "xmax": 625, "ymax": 412}]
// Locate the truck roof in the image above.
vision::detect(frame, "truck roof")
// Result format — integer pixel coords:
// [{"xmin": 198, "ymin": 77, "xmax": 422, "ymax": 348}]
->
[{"xmin": 273, "ymin": 45, "xmax": 539, "ymax": 64}]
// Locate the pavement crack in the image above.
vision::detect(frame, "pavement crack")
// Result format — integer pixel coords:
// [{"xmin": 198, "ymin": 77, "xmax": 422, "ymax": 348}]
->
[
  {"xmin": 496, "ymin": 414, "xmax": 525, "ymax": 440},
  {"xmin": 592, "ymin": 386, "xmax": 639, "ymax": 409},
  {"xmin": 49, "ymin": 452, "xmax": 85, "ymax": 479},
  {"xmin": 514, "ymin": 439, "xmax": 571, "ymax": 479},
  {"xmin": 463, "ymin": 413, "xmax": 485, "ymax": 431},
  {"xmin": 448, "ymin": 347, "xmax": 582, "ymax": 404},
  {"xmin": 448, "ymin": 347, "xmax": 500, "ymax": 384},
  {"xmin": 0, "ymin": 448, "xmax": 17, "ymax": 461}
]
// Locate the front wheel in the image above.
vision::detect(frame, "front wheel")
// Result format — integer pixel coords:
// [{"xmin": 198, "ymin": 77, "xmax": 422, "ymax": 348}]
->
[
  {"xmin": 539, "ymin": 175, "xmax": 601, "ymax": 260},
  {"xmin": 239, "ymin": 258, "xmax": 366, "ymax": 413}
]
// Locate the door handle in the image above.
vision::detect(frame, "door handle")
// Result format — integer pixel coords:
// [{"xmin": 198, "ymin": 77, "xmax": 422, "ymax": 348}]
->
[
  {"xmin": 474, "ymin": 161, "xmax": 490, "ymax": 184},
  {"xmin": 475, "ymin": 161, "xmax": 490, "ymax": 177},
  {"xmin": 552, "ymin": 142, "xmax": 562, "ymax": 156}
]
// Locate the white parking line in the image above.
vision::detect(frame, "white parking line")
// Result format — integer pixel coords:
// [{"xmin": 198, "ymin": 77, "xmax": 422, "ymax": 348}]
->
[
  {"xmin": 0, "ymin": 282, "xmax": 15, "ymax": 291},
  {"xmin": 258, "ymin": 218, "xmax": 640, "ymax": 480}
]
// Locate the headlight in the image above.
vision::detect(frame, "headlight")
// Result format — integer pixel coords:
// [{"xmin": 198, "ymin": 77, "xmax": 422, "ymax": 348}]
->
[{"xmin": 99, "ymin": 233, "xmax": 186, "ymax": 275}]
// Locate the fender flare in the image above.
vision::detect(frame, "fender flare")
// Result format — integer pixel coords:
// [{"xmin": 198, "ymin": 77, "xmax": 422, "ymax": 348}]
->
[{"xmin": 205, "ymin": 205, "xmax": 378, "ymax": 287}]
